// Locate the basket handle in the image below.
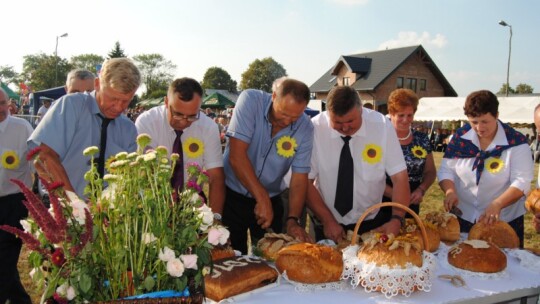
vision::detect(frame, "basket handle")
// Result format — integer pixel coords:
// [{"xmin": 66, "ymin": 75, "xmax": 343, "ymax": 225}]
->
[{"xmin": 350, "ymin": 202, "xmax": 429, "ymax": 251}]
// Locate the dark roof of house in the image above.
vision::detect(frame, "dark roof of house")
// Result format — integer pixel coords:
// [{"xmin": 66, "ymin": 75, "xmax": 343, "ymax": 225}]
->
[{"xmin": 310, "ymin": 45, "xmax": 457, "ymax": 96}]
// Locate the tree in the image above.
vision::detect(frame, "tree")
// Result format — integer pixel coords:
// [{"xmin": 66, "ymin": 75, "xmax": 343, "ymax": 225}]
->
[
  {"xmin": 240, "ymin": 57, "xmax": 287, "ymax": 92},
  {"xmin": 0, "ymin": 65, "xmax": 19, "ymax": 85},
  {"xmin": 108, "ymin": 41, "xmax": 127, "ymax": 58},
  {"xmin": 21, "ymin": 53, "xmax": 72, "ymax": 90},
  {"xmin": 70, "ymin": 54, "xmax": 105, "ymax": 74},
  {"xmin": 132, "ymin": 53, "xmax": 176, "ymax": 99},
  {"xmin": 515, "ymin": 83, "xmax": 534, "ymax": 94},
  {"xmin": 201, "ymin": 67, "xmax": 237, "ymax": 93},
  {"xmin": 497, "ymin": 83, "xmax": 516, "ymax": 95}
]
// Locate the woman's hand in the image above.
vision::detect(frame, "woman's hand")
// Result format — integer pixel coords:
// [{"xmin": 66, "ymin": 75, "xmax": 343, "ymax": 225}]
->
[
  {"xmin": 410, "ymin": 188, "xmax": 424, "ymax": 205},
  {"xmin": 443, "ymin": 190, "xmax": 459, "ymax": 212},
  {"xmin": 478, "ymin": 201, "xmax": 503, "ymax": 224}
]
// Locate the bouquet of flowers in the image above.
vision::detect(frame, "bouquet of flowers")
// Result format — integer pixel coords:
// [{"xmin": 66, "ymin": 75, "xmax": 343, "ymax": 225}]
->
[{"xmin": 1, "ymin": 134, "xmax": 229, "ymax": 303}]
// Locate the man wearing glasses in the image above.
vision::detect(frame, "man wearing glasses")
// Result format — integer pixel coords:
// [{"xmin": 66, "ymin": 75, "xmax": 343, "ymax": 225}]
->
[{"xmin": 135, "ymin": 78, "xmax": 224, "ymax": 211}]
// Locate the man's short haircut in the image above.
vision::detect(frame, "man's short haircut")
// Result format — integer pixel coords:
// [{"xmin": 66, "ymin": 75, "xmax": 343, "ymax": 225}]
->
[
  {"xmin": 275, "ymin": 78, "xmax": 310, "ymax": 104},
  {"xmin": 169, "ymin": 78, "xmax": 203, "ymax": 102},
  {"xmin": 66, "ymin": 69, "xmax": 95, "ymax": 87},
  {"xmin": 326, "ymin": 86, "xmax": 361, "ymax": 116},
  {"xmin": 99, "ymin": 58, "xmax": 141, "ymax": 93}
]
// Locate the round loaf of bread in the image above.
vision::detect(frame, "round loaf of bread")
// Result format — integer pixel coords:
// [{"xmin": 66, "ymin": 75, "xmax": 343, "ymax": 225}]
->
[
  {"xmin": 403, "ymin": 219, "xmax": 440, "ymax": 252},
  {"xmin": 448, "ymin": 240, "xmax": 506, "ymax": 273},
  {"xmin": 257, "ymin": 233, "xmax": 299, "ymax": 261},
  {"xmin": 468, "ymin": 220, "xmax": 519, "ymax": 248},
  {"xmin": 211, "ymin": 245, "xmax": 236, "ymax": 262},
  {"xmin": 357, "ymin": 233, "xmax": 423, "ymax": 269},
  {"xmin": 423, "ymin": 212, "xmax": 460, "ymax": 243},
  {"xmin": 275, "ymin": 243, "xmax": 343, "ymax": 283},
  {"xmin": 525, "ymin": 189, "xmax": 540, "ymax": 214}
]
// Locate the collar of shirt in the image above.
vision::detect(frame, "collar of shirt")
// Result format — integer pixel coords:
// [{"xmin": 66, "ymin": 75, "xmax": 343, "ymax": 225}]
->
[{"xmin": 461, "ymin": 120, "xmax": 509, "ymax": 150}]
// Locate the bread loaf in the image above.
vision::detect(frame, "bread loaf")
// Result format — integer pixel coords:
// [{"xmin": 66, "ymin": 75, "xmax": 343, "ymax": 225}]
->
[
  {"xmin": 357, "ymin": 232, "xmax": 423, "ymax": 268},
  {"xmin": 210, "ymin": 245, "xmax": 236, "ymax": 261},
  {"xmin": 403, "ymin": 219, "xmax": 440, "ymax": 252},
  {"xmin": 275, "ymin": 243, "xmax": 343, "ymax": 283},
  {"xmin": 257, "ymin": 233, "xmax": 299, "ymax": 261},
  {"xmin": 448, "ymin": 240, "xmax": 506, "ymax": 273},
  {"xmin": 204, "ymin": 256, "xmax": 278, "ymax": 301},
  {"xmin": 423, "ymin": 211, "xmax": 460, "ymax": 243},
  {"xmin": 468, "ymin": 220, "xmax": 519, "ymax": 248},
  {"xmin": 525, "ymin": 189, "xmax": 540, "ymax": 214}
]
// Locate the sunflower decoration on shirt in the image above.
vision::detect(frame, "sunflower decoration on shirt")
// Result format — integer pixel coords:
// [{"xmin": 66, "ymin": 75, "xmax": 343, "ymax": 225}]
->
[
  {"xmin": 1, "ymin": 150, "xmax": 20, "ymax": 170},
  {"xmin": 276, "ymin": 135, "xmax": 298, "ymax": 158},
  {"xmin": 411, "ymin": 145, "xmax": 428, "ymax": 159},
  {"xmin": 183, "ymin": 137, "xmax": 205, "ymax": 158},
  {"xmin": 362, "ymin": 144, "xmax": 382, "ymax": 164},
  {"xmin": 485, "ymin": 157, "xmax": 504, "ymax": 174}
]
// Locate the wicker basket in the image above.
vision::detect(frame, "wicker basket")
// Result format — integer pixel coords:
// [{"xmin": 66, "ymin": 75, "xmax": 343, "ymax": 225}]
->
[{"xmin": 342, "ymin": 202, "xmax": 437, "ymax": 298}]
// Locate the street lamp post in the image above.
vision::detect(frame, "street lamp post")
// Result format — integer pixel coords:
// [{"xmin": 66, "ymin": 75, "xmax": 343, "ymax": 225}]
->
[
  {"xmin": 55, "ymin": 33, "xmax": 68, "ymax": 86},
  {"xmin": 498, "ymin": 20, "xmax": 512, "ymax": 97}
]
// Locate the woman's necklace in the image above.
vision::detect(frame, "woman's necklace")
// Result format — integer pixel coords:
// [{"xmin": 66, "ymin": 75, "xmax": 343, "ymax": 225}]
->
[{"xmin": 398, "ymin": 129, "xmax": 412, "ymax": 141}]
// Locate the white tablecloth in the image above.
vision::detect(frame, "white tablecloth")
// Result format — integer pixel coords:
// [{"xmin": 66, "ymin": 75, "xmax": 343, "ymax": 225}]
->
[{"xmin": 210, "ymin": 249, "xmax": 540, "ymax": 304}]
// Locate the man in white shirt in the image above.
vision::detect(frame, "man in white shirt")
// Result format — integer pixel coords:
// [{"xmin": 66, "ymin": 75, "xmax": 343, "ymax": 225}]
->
[
  {"xmin": 0, "ymin": 88, "xmax": 33, "ymax": 303},
  {"xmin": 135, "ymin": 78, "xmax": 225, "ymax": 212},
  {"xmin": 36, "ymin": 97, "xmax": 53, "ymax": 124},
  {"xmin": 306, "ymin": 86, "xmax": 410, "ymax": 242}
]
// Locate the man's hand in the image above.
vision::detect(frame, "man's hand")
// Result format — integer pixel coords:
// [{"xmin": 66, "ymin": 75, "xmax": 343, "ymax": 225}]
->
[
  {"xmin": 286, "ymin": 219, "xmax": 313, "ymax": 243},
  {"xmin": 375, "ymin": 218, "xmax": 401, "ymax": 236},
  {"xmin": 254, "ymin": 197, "xmax": 273, "ymax": 229},
  {"xmin": 323, "ymin": 219, "xmax": 345, "ymax": 243}
]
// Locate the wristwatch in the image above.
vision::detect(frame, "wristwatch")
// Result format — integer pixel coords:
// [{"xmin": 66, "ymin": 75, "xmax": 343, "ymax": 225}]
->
[
  {"xmin": 213, "ymin": 213, "xmax": 222, "ymax": 221},
  {"xmin": 390, "ymin": 214, "xmax": 405, "ymax": 227}
]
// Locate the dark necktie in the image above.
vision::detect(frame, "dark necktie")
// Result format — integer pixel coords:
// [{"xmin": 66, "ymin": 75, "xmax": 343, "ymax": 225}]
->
[
  {"xmin": 334, "ymin": 136, "xmax": 354, "ymax": 216},
  {"xmin": 97, "ymin": 114, "xmax": 112, "ymax": 178},
  {"xmin": 171, "ymin": 130, "xmax": 184, "ymax": 191}
]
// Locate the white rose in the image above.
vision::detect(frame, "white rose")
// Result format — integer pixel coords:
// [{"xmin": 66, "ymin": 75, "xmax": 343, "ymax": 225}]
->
[
  {"xmin": 66, "ymin": 285, "xmax": 76, "ymax": 300},
  {"xmin": 56, "ymin": 282, "xmax": 68, "ymax": 295},
  {"xmin": 142, "ymin": 233, "xmax": 157, "ymax": 244},
  {"xmin": 217, "ymin": 226, "xmax": 230, "ymax": 245},
  {"xmin": 180, "ymin": 254, "xmax": 198, "ymax": 270},
  {"xmin": 166, "ymin": 258, "xmax": 185, "ymax": 277},
  {"xmin": 197, "ymin": 204, "xmax": 214, "ymax": 231},
  {"xmin": 159, "ymin": 246, "xmax": 176, "ymax": 262}
]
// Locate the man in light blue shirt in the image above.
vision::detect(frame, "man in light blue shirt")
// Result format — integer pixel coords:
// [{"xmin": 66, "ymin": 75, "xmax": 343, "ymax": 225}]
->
[
  {"xmin": 28, "ymin": 58, "xmax": 141, "ymax": 198},
  {"xmin": 222, "ymin": 78, "xmax": 313, "ymax": 254}
]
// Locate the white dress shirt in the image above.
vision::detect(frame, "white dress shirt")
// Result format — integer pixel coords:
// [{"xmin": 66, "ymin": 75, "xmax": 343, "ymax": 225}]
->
[
  {"xmin": 309, "ymin": 108, "xmax": 407, "ymax": 225},
  {"xmin": 438, "ymin": 121, "xmax": 533, "ymax": 223},
  {"xmin": 0, "ymin": 115, "xmax": 34, "ymax": 196},
  {"xmin": 135, "ymin": 105, "xmax": 223, "ymax": 177}
]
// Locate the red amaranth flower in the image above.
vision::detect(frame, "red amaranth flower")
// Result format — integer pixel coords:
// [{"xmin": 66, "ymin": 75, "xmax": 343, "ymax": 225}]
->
[
  {"xmin": 0, "ymin": 225, "xmax": 50, "ymax": 257},
  {"xmin": 51, "ymin": 248, "xmax": 66, "ymax": 267},
  {"xmin": 53, "ymin": 293, "xmax": 68, "ymax": 304},
  {"xmin": 26, "ymin": 147, "xmax": 42, "ymax": 161},
  {"xmin": 42, "ymin": 178, "xmax": 68, "ymax": 237}
]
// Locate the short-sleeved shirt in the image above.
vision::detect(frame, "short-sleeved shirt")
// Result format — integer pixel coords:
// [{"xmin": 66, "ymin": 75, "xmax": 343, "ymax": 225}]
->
[
  {"xmin": 438, "ymin": 121, "xmax": 533, "ymax": 223},
  {"xmin": 28, "ymin": 92, "xmax": 137, "ymax": 197},
  {"xmin": 135, "ymin": 105, "xmax": 224, "ymax": 176},
  {"xmin": 224, "ymin": 89, "xmax": 313, "ymax": 197},
  {"xmin": 309, "ymin": 109, "xmax": 407, "ymax": 225},
  {"xmin": 0, "ymin": 115, "xmax": 34, "ymax": 196}
]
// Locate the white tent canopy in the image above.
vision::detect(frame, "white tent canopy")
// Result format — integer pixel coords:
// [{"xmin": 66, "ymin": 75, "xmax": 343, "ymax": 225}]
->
[{"xmin": 415, "ymin": 96, "xmax": 540, "ymax": 124}]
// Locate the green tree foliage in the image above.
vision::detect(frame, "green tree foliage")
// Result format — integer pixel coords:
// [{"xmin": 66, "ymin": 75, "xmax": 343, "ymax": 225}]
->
[
  {"xmin": 0, "ymin": 65, "xmax": 19, "ymax": 85},
  {"xmin": 108, "ymin": 41, "xmax": 127, "ymax": 59},
  {"xmin": 497, "ymin": 83, "xmax": 516, "ymax": 95},
  {"xmin": 201, "ymin": 67, "xmax": 237, "ymax": 93},
  {"xmin": 240, "ymin": 57, "xmax": 287, "ymax": 92},
  {"xmin": 515, "ymin": 83, "xmax": 534, "ymax": 94},
  {"xmin": 70, "ymin": 54, "xmax": 105, "ymax": 74},
  {"xmin": 21, "ymin": 53, "xmax": 72, "ymax": 90},
  {"xmin": 133, "ymin": 53, "xmax": 176, "ymax": 99}
]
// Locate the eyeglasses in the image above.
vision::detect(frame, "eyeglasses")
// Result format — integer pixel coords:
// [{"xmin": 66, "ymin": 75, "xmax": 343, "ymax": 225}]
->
[{"xmin": 169, "ymin": 106, "xmax": 200, "ymax": 122}]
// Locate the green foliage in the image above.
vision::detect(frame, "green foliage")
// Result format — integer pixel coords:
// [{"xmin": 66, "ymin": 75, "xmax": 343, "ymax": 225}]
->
[
  {"xmin": 497, "ymin": 83, "xmax": 516, "ymax": 95},
  {"xmin": 0, "ymin": 65, "xmax": 19, "ymax": 85},
  {"xmin": 70, "ymin": 54, "xmax": 105, "ymax": 74},
  {"xmin": 240, "ymin": 57, "xmax": 287, "ymax": 92},
  {"xmin": 515, "ymin": 83, "xmax": 534, "ymax": 94},
  {"xmin": 108, "ymin": 41, "xmax": 127, "ymax": 59},
  {"xmin": 201, "ymin": 66, "xmax": 237, "ymax": 93},
  {"xmin": 21, "ymin": 53, "xmax": 73, "ymax": 90},
  {"xmin": 133, "ymin": 53, "xmax": 176, "ymax": 99}
]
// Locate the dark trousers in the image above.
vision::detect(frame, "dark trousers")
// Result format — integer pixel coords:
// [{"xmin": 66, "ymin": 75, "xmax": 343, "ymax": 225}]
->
[
  {"xmin": 312, "ymin": 206, "xmax": 392, "ymax": 242},
  {"xmin": 222, "ymin": 187, "xmax": 284, "ymax": 254},
  {"xmin": 0, "ymin": 193, "xmax": 32, "ymax": 304},
  {"xmin": 458, "ymin": 215, "xmax": 524, "ymax": 248}
]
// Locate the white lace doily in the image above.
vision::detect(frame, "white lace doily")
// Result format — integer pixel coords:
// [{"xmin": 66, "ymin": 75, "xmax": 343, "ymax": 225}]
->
[
  {"xmin": 506, "ymin": 249, "xmax": 540, "ymax": 273},
  {"xmin": 437, "ymin": 244, "xmax": 509, "ymax": 279},
  {"xmin": 341, "ymin": 245, "xmax": 437, "ymax": 299},
  {"xmin": 281, "ymin": 271, "xmax": 348, "ymax": 292}
]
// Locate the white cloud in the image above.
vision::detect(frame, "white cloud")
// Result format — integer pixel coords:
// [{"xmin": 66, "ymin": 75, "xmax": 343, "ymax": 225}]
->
[
  {"xmin": 378, "ymin": 31, "xmax": 448, "ymax": 50},
  {"xmin": 328, "ymin": 0, "xmax": 369, "ymax": 6}
]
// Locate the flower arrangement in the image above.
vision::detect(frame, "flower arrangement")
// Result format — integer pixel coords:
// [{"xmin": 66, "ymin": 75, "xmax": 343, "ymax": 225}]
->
[{"xmin": 1, "ymin": 134, "xmax": 229, "ymax": 303}]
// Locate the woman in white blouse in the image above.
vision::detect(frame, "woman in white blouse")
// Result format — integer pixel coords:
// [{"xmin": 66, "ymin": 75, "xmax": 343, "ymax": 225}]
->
[{"xmin": 438, "ymin": 90, "xmax": 532, "ymax": 247}]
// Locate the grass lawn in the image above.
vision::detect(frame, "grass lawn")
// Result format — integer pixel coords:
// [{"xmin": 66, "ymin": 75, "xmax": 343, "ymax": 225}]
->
[{"xmin": 18, "ymin": 152, "xmax": 540, "ymax": 302}]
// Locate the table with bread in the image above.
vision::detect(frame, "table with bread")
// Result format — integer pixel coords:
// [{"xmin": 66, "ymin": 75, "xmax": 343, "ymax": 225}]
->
[{"xmin": 204, "ymin": 204, "xmax": 540, "ymax": 304}]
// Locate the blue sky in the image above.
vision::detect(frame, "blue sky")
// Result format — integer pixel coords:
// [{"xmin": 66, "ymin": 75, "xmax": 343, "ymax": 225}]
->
[{"xmin": 2, "ymin": 0, "xmax": 539, "ymax": 96}]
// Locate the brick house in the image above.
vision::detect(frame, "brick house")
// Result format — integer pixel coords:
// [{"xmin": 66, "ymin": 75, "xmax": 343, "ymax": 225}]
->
[{"xmin": 309, "ymin": 45, "xmax": 457, "ymax": 114}]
